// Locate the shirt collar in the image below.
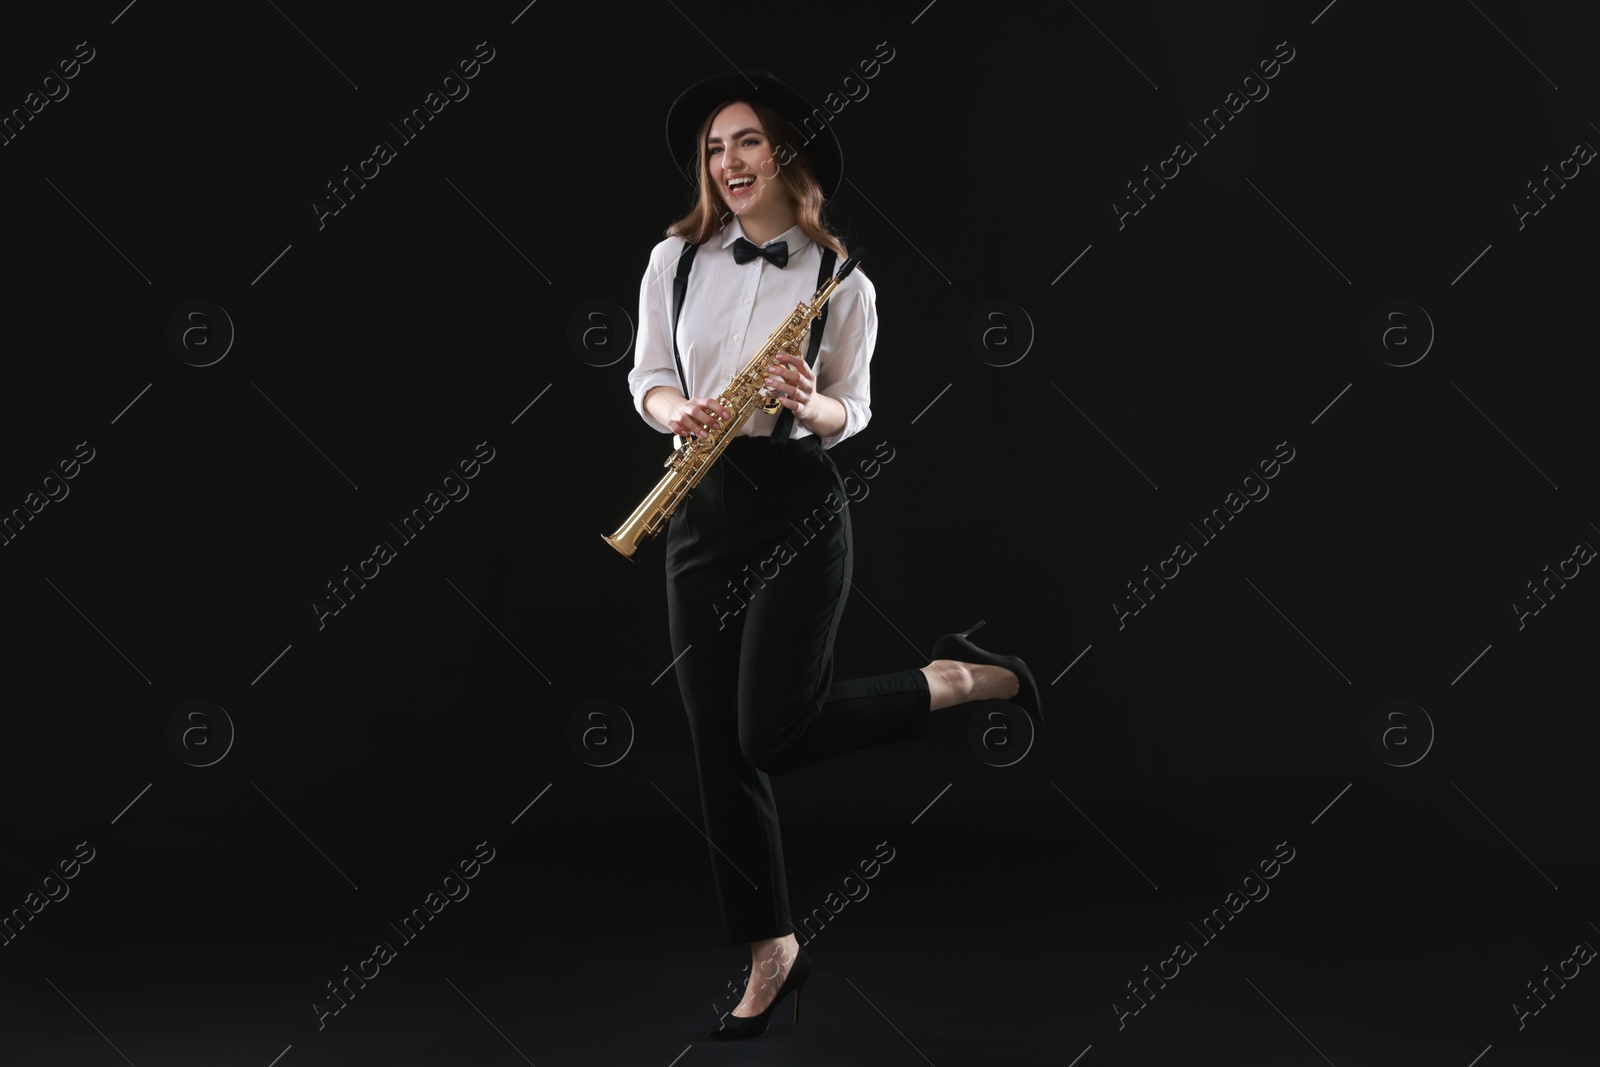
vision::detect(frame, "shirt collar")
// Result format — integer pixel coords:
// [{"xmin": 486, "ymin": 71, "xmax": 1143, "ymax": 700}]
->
[{"xmin": 720, "ymin": 217, "xmax": 811, "ymax": 256}]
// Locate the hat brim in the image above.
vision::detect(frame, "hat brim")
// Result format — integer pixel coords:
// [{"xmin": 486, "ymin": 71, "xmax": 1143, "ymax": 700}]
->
[{"xmin": 664, "ymin": 70, "xmax": 843, "ymax": 202}]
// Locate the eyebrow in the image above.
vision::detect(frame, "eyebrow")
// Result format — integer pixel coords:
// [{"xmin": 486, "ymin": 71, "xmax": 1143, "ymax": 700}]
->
[{"xmin": 707, "ymin": 127, "xmax": 763, "ymax": 143}]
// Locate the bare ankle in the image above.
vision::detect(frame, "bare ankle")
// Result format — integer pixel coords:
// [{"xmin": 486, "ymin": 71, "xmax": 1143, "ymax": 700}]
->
[
  {"xmin": 921, "ymin": 660, "xmax": 972, "ymax": 711},
  {"xmin": 750, "ymin": 932, "xmax": 795, "ymax": 958}
]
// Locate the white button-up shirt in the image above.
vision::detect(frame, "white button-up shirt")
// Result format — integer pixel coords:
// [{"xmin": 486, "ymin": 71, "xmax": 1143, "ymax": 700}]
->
[{"xmin": 627, "ymin": 218, "xmax": 876, "ymax": 449}]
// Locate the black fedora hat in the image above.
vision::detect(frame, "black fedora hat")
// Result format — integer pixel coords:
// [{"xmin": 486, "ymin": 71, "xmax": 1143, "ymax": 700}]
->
[{"xmin": 664, "ymin": 70, "xmax": 843, "ymax": 201}]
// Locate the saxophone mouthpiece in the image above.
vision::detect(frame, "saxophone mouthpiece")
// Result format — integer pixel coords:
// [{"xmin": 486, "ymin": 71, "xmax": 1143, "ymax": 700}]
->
[{"xmin": 837, "ymin": 246, "xmax": 868, "ymax": 280}]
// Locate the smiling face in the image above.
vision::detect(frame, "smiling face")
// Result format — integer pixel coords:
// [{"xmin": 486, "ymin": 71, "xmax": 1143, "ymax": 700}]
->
[{"xmin": 705, "ymin": 101, "xmax": 787, "ymax": 217}]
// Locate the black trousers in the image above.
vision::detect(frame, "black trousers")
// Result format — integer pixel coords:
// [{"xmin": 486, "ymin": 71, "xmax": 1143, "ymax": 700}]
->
[{"xmin": 665, "ymin": 433, "xmax": 931, "ymax": 945}]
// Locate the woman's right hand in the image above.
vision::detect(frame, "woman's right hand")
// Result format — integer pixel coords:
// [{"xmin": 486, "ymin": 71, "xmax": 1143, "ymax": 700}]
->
[{"xmin": 668, "ymin": 396, "xmax": 734, "ymax": 440}]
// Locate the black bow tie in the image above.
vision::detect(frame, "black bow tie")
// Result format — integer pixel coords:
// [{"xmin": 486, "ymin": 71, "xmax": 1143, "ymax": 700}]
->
[{"xmin": 732, "ymin": 237, "xmax": 788, "ymax": 268}]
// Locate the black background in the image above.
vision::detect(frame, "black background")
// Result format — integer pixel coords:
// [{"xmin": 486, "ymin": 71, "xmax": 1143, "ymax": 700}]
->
[{"xmin": 2, "ymin": 1, "xmax": 1595, "ymax": 1064}]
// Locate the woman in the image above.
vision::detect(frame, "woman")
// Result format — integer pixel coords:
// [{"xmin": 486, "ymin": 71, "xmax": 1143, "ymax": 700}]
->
[{"xmin": 626, "ymin": 70, "xmax": 1044, "ymax": 1041}]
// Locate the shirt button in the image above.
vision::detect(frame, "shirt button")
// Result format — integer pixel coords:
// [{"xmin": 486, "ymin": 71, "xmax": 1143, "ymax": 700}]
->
[
  {"xmin": 743, "ymin": 297, "xmax": 750, "ymax": 304},
  {"xmin": 732, "ymin": 334, "xmax": 740, "ymax": 341}
]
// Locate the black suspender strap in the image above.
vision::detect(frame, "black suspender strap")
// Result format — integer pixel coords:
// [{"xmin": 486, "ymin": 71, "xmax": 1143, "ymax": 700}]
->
[
  {"xmin": 669, "ymin": 240, "xmax": 699, "ymax": 399},
  {"xmin": 771, "ymin": 247, "xmax": 839, "ymax": 443}
]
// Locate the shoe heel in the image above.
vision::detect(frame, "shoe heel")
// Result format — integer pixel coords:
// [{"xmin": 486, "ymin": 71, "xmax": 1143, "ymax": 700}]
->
[{"xmin": 793, "ymin": 988, "xmax": 801, "ymax": 1024}]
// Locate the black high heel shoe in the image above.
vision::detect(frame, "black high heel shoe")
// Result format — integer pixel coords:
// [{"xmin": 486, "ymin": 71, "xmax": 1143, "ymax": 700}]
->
[
  {"xmin": 707, "ymin": 943, "xmax": 811, "ymax": 1040},
  {"xmin": 932, "ymin": 620, "xmax": 1043, "ymax": 729}
]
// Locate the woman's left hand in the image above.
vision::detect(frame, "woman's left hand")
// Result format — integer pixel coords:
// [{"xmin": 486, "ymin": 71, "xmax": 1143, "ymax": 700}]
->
[{"xmin": 765, "ymin": 351, "xmax": 819, "ymax": 420}]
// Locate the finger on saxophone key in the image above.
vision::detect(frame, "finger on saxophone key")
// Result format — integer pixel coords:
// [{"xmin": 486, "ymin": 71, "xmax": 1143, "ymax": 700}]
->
[{"xmin": 680, "ymin": 396, "xmax": 730, "ymax": 439}]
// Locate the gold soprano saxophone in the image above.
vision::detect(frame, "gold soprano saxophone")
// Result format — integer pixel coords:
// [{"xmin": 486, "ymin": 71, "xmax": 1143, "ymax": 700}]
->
[{"xmin": 603, "ymin": 247, "xmax": 867, "ymax": 561}]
